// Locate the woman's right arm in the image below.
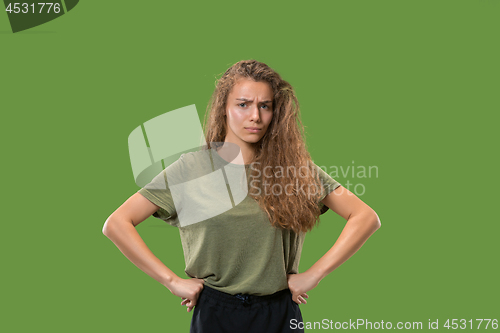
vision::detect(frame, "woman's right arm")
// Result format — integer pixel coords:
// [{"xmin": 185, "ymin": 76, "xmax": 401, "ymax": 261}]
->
[{"xmin": 102, "ymin": 193, "xmax": 204, "ymax": 312}]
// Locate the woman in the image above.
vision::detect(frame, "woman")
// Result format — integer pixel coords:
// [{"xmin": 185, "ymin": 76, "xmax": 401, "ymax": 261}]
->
[{"xmin": 103, "ymin": 60, "xmax": 381, "ymax": 332}]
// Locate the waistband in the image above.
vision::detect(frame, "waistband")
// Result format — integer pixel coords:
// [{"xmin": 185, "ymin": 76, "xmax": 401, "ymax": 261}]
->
[{"xmin": 200, "ymin": 285, "xmax": 291, "ymax": 306}]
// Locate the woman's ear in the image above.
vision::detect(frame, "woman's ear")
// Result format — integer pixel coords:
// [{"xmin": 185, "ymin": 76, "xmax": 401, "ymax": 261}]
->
[{"xmin": 222, "ymin": 112, "xmax": 228, "ymax": 130}]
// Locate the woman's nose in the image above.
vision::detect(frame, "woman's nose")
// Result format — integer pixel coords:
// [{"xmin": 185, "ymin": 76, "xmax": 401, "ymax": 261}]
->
[{"xmin": 249, "ymin": 105, "xmax": 261, "ymax": 121}]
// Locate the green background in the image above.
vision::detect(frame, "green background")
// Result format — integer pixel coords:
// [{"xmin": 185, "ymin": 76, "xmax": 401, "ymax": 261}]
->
[{"xmin": 1, "ymin": 0, "xmax": 498, "ymax": 332}]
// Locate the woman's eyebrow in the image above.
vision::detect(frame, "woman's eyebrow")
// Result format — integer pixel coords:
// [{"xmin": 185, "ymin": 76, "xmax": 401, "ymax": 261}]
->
[{"xmin": 236, "ymin": 98, "xmax": 273, "ymax": 103}]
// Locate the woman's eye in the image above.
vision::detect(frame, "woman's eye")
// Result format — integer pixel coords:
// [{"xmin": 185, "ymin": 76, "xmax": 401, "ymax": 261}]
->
[{"xmin": 237, "ymin": 103, "xmax": 271, "ymax": 110}]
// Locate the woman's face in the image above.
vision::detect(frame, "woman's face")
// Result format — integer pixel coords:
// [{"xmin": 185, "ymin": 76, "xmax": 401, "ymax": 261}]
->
[{"xmin": 224, "ymin": 78, "xmax": 274, "ymax": 146}]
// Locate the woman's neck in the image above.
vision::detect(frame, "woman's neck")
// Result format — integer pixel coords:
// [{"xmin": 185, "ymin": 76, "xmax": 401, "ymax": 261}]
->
[{"xmin": 216, "ymin": 140, "xmax": 255, "ymax": 165}]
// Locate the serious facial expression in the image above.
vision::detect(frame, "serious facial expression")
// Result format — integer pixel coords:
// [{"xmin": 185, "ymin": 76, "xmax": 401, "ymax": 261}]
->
[{"xmin": 225, "ymin": 78, "xmax": 274, "ymax": 145}]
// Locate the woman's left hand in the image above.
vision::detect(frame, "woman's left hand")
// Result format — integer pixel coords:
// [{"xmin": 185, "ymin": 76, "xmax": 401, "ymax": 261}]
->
[{"xmin": 287, "ymin": 271, "xmax": 320, "ymax": 305}]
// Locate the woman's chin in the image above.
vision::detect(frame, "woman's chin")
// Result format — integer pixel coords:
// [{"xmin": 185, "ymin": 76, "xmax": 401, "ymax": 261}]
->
[{"xmin": 243, "ymin": 137, "xmax": 262, "ymax": 144}]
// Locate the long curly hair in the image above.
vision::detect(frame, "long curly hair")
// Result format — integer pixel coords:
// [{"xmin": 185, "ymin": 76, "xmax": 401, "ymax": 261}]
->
[{"xmin": 201, "ymin": 60, "xmax": 324, "ymax": 233}]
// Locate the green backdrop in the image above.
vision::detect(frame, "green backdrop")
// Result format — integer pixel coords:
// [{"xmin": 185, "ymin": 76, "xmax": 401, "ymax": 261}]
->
[{"xmin": 1, "ymin": 0, "xmax": 498, "ymax": 332}]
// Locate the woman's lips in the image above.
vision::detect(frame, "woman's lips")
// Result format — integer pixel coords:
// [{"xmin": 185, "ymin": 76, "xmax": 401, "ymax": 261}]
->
[{"xmin": 245, "ymin": 127, "xmax": 262, "ymax": 133}]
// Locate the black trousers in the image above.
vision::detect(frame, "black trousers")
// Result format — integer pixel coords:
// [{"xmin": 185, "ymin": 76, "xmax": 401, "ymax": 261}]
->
[{"xmin": 190, "ymin": 285, "xmax": 304, "ymax": 333}]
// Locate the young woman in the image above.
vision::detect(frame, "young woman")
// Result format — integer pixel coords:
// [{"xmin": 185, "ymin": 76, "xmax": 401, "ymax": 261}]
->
[{"xmin": 103, "ymin": 60, "xmax": 381, "ymax": 333}]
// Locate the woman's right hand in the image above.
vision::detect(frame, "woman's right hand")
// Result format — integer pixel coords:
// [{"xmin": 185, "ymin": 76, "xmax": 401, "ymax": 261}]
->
[{"xmin": 166, "ymin": 277, "xmax": 205, "ymax": 313}]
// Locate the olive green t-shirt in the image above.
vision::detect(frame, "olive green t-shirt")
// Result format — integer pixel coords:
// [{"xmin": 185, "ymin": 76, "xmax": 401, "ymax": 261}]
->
[{"xmin": 137, "ymin": 148, "xmax": 341, "ymax": 296}]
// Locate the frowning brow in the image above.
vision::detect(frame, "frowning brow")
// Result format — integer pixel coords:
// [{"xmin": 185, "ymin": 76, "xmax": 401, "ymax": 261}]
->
[{"xmin": 236, "ymin": 98, "xmax": 273, "ymax": 104}]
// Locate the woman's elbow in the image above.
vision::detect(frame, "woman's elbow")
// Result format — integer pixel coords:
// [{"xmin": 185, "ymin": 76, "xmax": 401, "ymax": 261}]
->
[
  {"xmin": 360, "ymin": 208, "xmax": 381, "ymax": 231},
  {"xmin": 102, "ymin": 216, "xmax": 118, "ymax": 237},
  {"xmin": 102, "ymin": 214, "xmax": 135, "ymax": 238},
  {"xmin": 371, "ymin": 211, "xmax": 381, "ymax": 230}
]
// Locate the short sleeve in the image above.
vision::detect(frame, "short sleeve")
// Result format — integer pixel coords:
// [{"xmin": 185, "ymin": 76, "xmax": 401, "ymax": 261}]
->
[
  {"xmin": 137, "ymin": 155, "xmax": 184, "ymax": 226},
  {"xmin": 137, "ymin": 175, "xmax": 177, "ymax": 223},
  {"xmin": 312, "ymin": 162, "xmax": 342, "ymax": 215}
]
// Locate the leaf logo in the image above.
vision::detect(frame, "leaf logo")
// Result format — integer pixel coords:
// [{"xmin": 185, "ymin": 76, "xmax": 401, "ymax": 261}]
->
[
  {"xmin": 128, "ymin": 105, "xmax": 249, "ymax": 227},
  {"xmin": 3, "ymin": 0, "xmax": 79, "ymax": 33}
]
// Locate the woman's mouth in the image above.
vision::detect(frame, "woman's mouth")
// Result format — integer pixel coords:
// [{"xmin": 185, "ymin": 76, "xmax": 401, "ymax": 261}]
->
[{"xmin": 245, "ymin": 127, "xmax": 262, "ymax": 133}]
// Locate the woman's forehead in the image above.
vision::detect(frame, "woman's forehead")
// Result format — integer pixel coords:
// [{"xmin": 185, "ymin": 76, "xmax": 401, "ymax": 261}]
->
[{"xmin": 229, "ymin": 79, "xmax": 273, "ymax": 97}]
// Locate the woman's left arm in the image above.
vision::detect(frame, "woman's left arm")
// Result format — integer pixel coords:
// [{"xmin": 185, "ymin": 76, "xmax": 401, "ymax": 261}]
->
[{"xmin": 287, "ymin": 185, "xmax": 381, "ymax": 304}]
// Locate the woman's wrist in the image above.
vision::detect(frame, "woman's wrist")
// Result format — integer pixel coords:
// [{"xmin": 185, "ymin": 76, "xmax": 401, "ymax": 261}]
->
[
  {"xmin": 160, "ymin": 272, "xmax": 180, "ymax": 289},
  {"xmin": 306, "ymin": 265, "xmax": 326, "ymax": 284}
]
